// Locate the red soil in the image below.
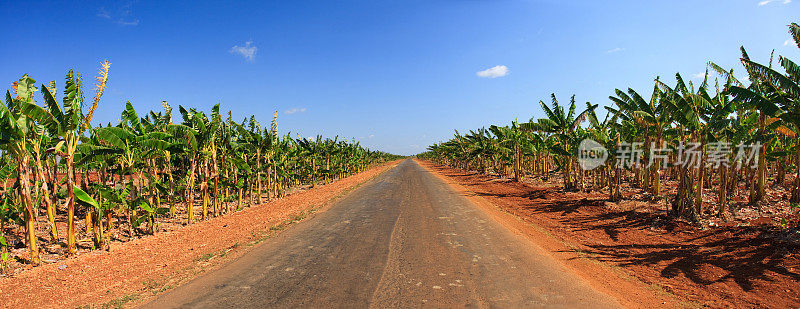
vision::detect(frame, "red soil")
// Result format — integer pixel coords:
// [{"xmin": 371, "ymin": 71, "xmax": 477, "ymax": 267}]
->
[
  {"xmin": 0, "ymin": 160, "xmax": 400, "ymax": 308},
  {"xmin": 417, "ymin": 160, "xmax": 800, "ymax": 309}
]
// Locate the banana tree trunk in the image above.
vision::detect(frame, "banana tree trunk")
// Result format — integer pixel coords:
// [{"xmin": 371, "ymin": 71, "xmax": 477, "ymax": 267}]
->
[
  {"xmin": 674, "ymin": 132, "xmax": 698, "ymax": 221},
  {"xmin": 643, "ymin": 135, "xmax": 651, "ymax": 189},
  {"xmin": 125, "ymin": 168, "xmax": 136, "ymax": 237},
  {"xmin": 718, "ymin": 164, "xmax": 728, "ymax": 217},
  {"xmin": 728, "ymin": 164, "xmax": 738, "ymax": 194},
  {"xmin": 651, "ymin": 136, "xmax": 663, "ymax": 197},
  {"xmin": 187, "ymin": 156, "xmax": 197, "ymax": 224},
  {"xmin": 694, "ymin": 137, "xmax": 706, "ymax": 216},
  {"xmin": 81, "ymin": 168, "xmax": 91, "ymax": 236},
  {"xmin": 563, "ymin": 156, "xmax": 574, "ymax": 191},
  {"xmin": 166, "ymin": 152, "xmax": 176, "ymax": 217},
  {"xmin": 202, "ymin": 157, "xmax": 209, "ymax": 220},
  {"xmin": 513, "ymin": 145, "xmax": 521, "ymax": 182},
  {"xmin": 224, "ymin": 162, "xmax": 230, "ymax": 213},
  {"xmin": 128, "ymin": 205, "xmax": 135, "ymax": 237},
  {"xmin": 267, "ymin": 157, "xmax": 275, "ymax": 199},
  {"xmin": 249, "ymin": 179, "xmax": 254, "ymax": 206},
  {"xmin": 754, "ymin": 114, "xmax": 767, "ymax": 203},
  {"xmin": 150, "ymin": 160, "xmax": 162, "ymax": 216},
  {"xmin": 66, "ymin": 154, "xmax": 77, "ymax": 255},
  {"xmin": 34, "ymin": 156, "xmax": 58, "ymax": 242},
  {"xmin": 108, "ymin": 176, "xmax": 116, "ymax": 231},
  {"xmin": 614, "ymin": 165, "xmax": 621, "ymax": 201},
  {"xmin": 149, "ymin": 215, "xmax": 156, "ymax": 235},
  {"xmin": 16, "ymin": 155, "xmax": 40, "ymax": 264},
  {"xmin": 237, "ymin": 186, "xmax": 243, "ymax": 211},
  {"xmin": 86, "ymin": 204, "xmax": 93, "ymax": 236},
  {"xmin": 792, "ymin": 144, "xmax": 800, "ymax": 203},
  {"xmin": 257, "ymin": 149, "xmax": 263, "ymax": 204},
  {"xmin": 748, "ymin": 166, "xmax": 757, "ymax": 204},
  {"xmin": 674, "ymin": 163, "xmax": 687, "ymax": 216},
  {"xmin": 51, "ymin": 159, "xmax": 58, "ymax": 231},
  {"xmin": 92, "ymin": 192, "xmax": 105, "ymax": 250},
  {"xmin": 213, "ymin": 153, "xmax": 220, "ymax": 216}
]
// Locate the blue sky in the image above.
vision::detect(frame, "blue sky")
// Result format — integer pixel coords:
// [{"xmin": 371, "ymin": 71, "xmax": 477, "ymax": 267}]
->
[{"xmin": 2, "ymin": 0, "xmax": 798, "ymax": 155}]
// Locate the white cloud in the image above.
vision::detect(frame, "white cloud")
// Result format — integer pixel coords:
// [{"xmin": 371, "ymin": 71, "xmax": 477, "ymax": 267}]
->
[
  {"xmin": 97, "ymin": 6, "xmax": 139, "ymax": 26},
  {"xmin": 284, "ymin": 107, "xmax": 307, "ymax": 114},
  {"xmin": 117, "ymin": 19, "xmax": 139, "ymax": 26},
  {"xmin": 97, "ymin": 8, "xmax": 111, "ymax": 19},
  {"xmin": 692, "ymin": 72, "xmax": 706, "ymax": 80},
  {"xmin": 606, "ymin": 47, "xmax": 625, "ymax": 53},
  {"xmin": 368, "ymin": 134, "xmax": 375, "ymax": 139},
  {"xmin": 476, "ymin": 65, "xmax": 509, "ymax": 78},
  {"xmin": 230, "ymin": 41, "xmax": 258, "ymax": 62},
  {"xmin": 758, "ymin": 0, "xmax": 790, "ymax": 5},
  {"xmin": 786, "ymin": 39, "xmax": 794, "ymax": 46}
]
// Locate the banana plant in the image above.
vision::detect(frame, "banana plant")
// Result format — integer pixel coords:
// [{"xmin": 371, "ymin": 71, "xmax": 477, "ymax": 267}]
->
[
  {"xmin": 100, "ymin": 183, "xmax": 134, "ymax": 236},
  {"xmin": 521, "ymin": 94, "xmax": 595, "ymax": 191},
  {"xmin": 72, "ymin": 185, "xmax": 103, "ymax": 249},
  {"xmin": 0, "ymin": 194, "xmax": 14, "ymax": 269},
  {"xmin": 36, "ymin": 61, "xmax": 110, "ymax": 254},
  {"xmin": 730, "ymin": 26, "xmax": 800, "ymax": 202},
  {"xmin": 131, "ymin": 198, "xmax": 169, "ymax": 235},
  {"xmin": 87, "ymin": 102, "xmax": 172, "ymax": 233},
  {"xmin": 229, "ymin": 145, "xmax": 252, "ymax": 211},
  {"xmin": 489, "ymin": 122, "xmax": 529, "ymax": 182},
  {"xmin": 1, "ymin": 74, "xmax": 47, "ymax": 264},
  {"xmin": 0, "ymin": 234, "xmax": 10, "ymax": 271},
  {"xmin": 0, "ymin": 194, "xmax": 24, "ymax": 234}
]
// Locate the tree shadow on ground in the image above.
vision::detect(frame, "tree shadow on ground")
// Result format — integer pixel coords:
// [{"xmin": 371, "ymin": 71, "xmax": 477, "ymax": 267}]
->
[
  {"xmin": 574, "ymin": 228, "xmax": 799, "ymax": 291},
  {"xmin": 531, "ymin": 195, "xmax": 800, "ymax": 292},
  {"xmin": 532, "ymin": 193, "xmax": 800, "ymax": 291}
]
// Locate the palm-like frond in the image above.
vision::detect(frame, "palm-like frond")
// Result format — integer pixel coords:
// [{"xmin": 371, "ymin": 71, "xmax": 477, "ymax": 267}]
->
[
  {"xmin": 788, "ymin": 23, "xmax": 800, "ymax": 50},
  {"xmin": 728, "ymin": 86, "xmax": 782, "ymax": 116},
  {"xmin": 95, "ymin": 127, "xmax": 130, "ymax": 149},
  {"xmin": 708, "ymin": 62, "xmax": 744, "ymax": 87},
  {"xmin": 741, "ymin": 58, "xmax": 800, "ymax": 98},
  {"xmin": 62, "ymin": 70, "xmax": 82, "ymax": 131}
]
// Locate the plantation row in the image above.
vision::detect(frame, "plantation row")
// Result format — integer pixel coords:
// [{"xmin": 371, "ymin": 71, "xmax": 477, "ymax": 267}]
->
[
  {"xmin": 0, "ymin": 61, "xmax": 401, "ymax": 267},
  {"xmin": 420, "ymin": 23, "xmax": 800, "ymax": 223}
]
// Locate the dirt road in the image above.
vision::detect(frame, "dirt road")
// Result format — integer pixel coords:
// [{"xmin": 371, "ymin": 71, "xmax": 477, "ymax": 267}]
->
[{"xmin": 144, "ymin": 159, "xmax": 621, "ymax": 308}]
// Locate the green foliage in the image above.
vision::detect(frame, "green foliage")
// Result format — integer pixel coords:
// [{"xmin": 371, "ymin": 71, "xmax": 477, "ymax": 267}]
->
[
  {"xmin": 0, "ymin": 195, "xmax": 24, "ymax": 227},
  {"xmin": 73, "ymin": 185, "xmax": 99, "ymax": 209},
  {"xmin": 0, "ymin": 235, "xmax": 9, "ymax": 263}
]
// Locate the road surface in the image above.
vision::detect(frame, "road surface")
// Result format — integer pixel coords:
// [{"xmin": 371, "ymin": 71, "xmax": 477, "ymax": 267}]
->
[{"xmin": 144, "ymin": 159, "xmax": 620, "ymax": 308}]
